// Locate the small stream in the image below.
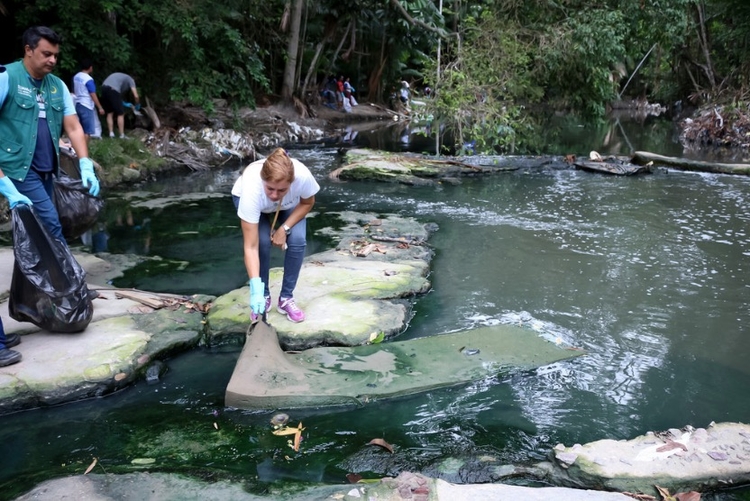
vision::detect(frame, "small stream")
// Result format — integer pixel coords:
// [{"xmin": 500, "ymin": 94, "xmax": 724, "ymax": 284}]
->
[{"xmin": 2, "ymin": 114, "xmax": 750, "ymax": 500}]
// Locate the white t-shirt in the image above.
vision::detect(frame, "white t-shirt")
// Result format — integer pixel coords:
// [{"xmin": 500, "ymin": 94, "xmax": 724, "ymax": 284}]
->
[
  {"xmin": 232, "ymin": 158, "xmax": 320, "ymax": 223},
  {"xmin": 73, "ymin": 71, "xmax": 95, "ymax": 109}
]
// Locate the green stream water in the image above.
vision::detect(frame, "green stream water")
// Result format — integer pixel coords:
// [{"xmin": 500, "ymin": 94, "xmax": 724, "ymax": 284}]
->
[{"xmin": 2, "ymin": 115, "xmax": 750, "ymax": 500}]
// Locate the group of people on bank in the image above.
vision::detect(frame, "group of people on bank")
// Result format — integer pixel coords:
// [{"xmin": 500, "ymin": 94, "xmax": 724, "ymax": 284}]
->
[
  {"xmin": 321, "ymin": 75, "xmax": 358, "ymax": 112},
  {"xmin": 0, "ymin": 26, "xmax": 320, "ymax": 368}
]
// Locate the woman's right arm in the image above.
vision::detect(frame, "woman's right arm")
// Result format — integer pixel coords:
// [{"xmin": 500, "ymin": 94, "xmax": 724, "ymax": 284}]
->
[{"xmin": 241, "ymin": 219, "xmax": 260, "ymax": 279}]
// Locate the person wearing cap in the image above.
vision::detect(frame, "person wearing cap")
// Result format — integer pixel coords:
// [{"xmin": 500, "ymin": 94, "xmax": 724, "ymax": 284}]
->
[
  {"xmin": 100, "ymin": 72, "xmax": 140, "ymax": 139},
  {"xmin": 0, "ymin": 26, "xmax": 101, "ymax": 368},
  {"xmin": 231, "ymin": 148, "xmax": 320, "ymax": 323}
]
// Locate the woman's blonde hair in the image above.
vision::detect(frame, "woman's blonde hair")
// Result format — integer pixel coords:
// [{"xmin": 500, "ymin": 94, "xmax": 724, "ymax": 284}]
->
[{"xmin": 260, "ymin": 148, "xmax": 294, "ymax": 183}]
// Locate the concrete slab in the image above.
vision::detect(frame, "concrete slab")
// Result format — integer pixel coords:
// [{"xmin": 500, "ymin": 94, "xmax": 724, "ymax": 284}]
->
[{"xmin": 225, "ymin": 320, "xmax": 584, "ymax": 409}]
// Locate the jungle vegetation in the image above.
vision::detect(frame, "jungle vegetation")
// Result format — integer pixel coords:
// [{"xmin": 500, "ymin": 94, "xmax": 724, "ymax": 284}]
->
[{"xmin": 0, "ymin": 0, "xmax": 747, "ymax": 152}]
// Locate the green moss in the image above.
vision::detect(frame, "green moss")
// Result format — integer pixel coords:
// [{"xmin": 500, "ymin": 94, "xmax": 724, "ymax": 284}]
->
[{"xmin": 89, "ymin": 138, "xmax": 166, "ymax": 186}]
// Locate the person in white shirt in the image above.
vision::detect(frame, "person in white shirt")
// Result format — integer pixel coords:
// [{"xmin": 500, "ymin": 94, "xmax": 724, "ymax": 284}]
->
[
  {"xmin": 232, "ymin": 148, "xmax": 320, "ymax": 322},
  {"xmin": 72, "ymin": 58, "xmax": 105, "ymax": 143}
]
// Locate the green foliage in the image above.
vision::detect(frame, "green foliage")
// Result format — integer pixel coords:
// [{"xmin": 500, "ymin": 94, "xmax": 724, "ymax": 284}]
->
[
  {"xmin": 14, "ymin": 0, "xmax": 270, "ymax": 111},
  {"xmin": 5, "ymin": 0, "xmax": 749, "ymax": 121}
]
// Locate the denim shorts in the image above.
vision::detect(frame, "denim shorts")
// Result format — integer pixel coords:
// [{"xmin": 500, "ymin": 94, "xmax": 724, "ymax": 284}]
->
[{"xmin": 75, "ymin": 103, "xmax": 97, "ymax": 135}]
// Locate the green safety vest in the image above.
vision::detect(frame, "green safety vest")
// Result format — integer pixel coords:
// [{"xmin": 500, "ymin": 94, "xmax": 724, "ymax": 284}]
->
[{"xmin": 0, "ymin": 60, "xmax": 65, "ymax": 181}]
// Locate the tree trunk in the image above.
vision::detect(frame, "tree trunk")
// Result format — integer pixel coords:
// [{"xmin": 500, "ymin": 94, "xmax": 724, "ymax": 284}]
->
[
  {"xmin": 366, "ymin": 31, "xmax": 388, "ymax": 103},
  {"xmin": 632, "ymin": 151, "xmax": 750, "ymax": 176},
  {"xmin": 281, "ymin": 0, "xmax": 305, "ymax": 101},
  {"xmin": 694, "ymin": 0, "xmax": 716, "ymax": 88},
  {"xmin": 301, "ymin": 39, "xmax": 328, "ymax": 99}
]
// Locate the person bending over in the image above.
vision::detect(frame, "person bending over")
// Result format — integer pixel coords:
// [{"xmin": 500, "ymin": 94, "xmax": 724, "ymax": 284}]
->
[{"xmin": 232, "ymin": 148, "xmax": 320, "ymax": 323}]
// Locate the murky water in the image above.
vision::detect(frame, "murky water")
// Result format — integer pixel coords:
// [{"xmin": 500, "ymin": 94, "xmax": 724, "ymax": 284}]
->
[{"xmin": 2, "ymin": 116, "xmax": 750, "ymax": 499}]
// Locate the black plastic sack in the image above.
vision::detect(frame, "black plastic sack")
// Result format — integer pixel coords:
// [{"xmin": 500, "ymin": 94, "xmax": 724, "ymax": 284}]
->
[
  {"xmin": 54, "ymin": 173, "xmax": 104, "ymax": 241},
  {"xmin": 8, "ymin": 205, "xmax": 93, "ymax": 333}
]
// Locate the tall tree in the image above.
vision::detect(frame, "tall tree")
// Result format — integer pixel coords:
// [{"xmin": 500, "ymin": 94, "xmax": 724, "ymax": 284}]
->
[{"xmin": 281, "ymin": 0, "xmax": 305, "ymax": 101}]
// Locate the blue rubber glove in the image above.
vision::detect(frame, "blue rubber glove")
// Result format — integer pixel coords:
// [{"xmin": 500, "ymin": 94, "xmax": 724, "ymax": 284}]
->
[
  {"xmin": 122, "ymin": 101, "xmax": 133, "ymax": 108},
  {"xmin": 248, "ymin": 277, "xmax": 266, "ymax": 316},
  {"xmin": 134, "ymin": 103, "xmax": 141, "ymax": 111},
  {"xmin": 79, "ymin": 158, "xmax": 100, "ymax": 197},
  {"xmin": 0, "ymin": 176, "xmax": 32, "ymax": 209}
]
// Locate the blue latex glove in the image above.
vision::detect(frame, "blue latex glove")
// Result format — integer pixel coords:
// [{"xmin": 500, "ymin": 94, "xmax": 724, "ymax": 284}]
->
[
  {"xmin": 79, "ymin": 158, "xmax": 100, "ymax": 197},
  {"xmin": 0, "ymin": 176, "xmax": 32, "ymax": 209},
  {"xmin": 122, "ymin": 101, "xmax": 133, "ymax": 108},
  {"xmin": 134, "ymin": 103, "xmax": 141, "ymax": 111},
  {"xmin": 248, "ymin": 277, "xmax": 266, "ymax": 316}
]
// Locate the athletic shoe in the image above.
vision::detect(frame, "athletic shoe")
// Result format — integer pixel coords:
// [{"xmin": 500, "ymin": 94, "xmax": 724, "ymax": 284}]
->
[
  {"xmin": 251, "ymin": 296, "xmax": 272, "ymax": 322},
  {"xmin": 2, "ymin": 333, "xmax": 21, "ymax": 348},
  {"xmin": 119, "ymin": 134, "xmax": 129, "ymax": 139},
  {"xmin": 277, "ymin": 297, "xmax": 305, "ymax": 323},
  {"xmin": 109, "ymin": 132, "xmax": 115, "ymax": 138},
  {"xmin": 0, "ymin": 349, "xmax": 22, "ymax": 367}
]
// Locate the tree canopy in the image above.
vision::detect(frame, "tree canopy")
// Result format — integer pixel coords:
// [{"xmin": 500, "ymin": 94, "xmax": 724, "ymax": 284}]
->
[{"xmin": 0, "ymin": 0, "xmax": 747, "ymax": 151}]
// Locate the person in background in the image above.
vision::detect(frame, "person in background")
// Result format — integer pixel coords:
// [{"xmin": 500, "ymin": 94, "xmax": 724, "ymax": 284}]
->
[
  {"xmin": 0, "ymin": 26, "xmax": 101, "ymax": 367},
  {"xmin": 336, "ymin": 75, "xmax": 345, "ymax": 110},
  {"xmin": 72, "ymin": 58, "xmax": 105, "ymax": 144},
  {"xmin": 231, "ymin": 148, "xmax": 320, "ymax": 323},
  {"xmin": 100, "ymin": 72, "xmax": 139, "ymax": 139}
]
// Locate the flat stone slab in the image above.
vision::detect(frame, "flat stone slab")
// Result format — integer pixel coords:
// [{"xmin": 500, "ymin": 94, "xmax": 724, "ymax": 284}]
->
[
  {"xmin": 0, "ymin": 247, "xmax": 205, "ymax": 413},
  {"xmin": 331, "ymin": 148, "xmax": 514, "ymax": 185},
  {"xmin": 548, "ymin": 422, "xmax": 750, "ymax": 495},
  {"xmin": 14, "ymin": 471, "xmax": 634, "ymax": 501},
  {"xmin": 225, "ymin": 320, "xmax": 584, "ymax": 409},
  {"xmin": 207, "ymin": 212, "xmax": 433, "ymax": 349}
]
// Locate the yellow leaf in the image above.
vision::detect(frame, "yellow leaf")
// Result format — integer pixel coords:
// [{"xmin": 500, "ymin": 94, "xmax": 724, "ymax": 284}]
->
[
  {"xmin": 273, "ymin": 426, "xmax": 302, "ymax": 436},
  {"xmin": 84, "ymin": 458, "xmax": 97, "ymax": 475},
  {"xmin": 367, "ymin": 438, "xmax": 394, "ymax": 453}
]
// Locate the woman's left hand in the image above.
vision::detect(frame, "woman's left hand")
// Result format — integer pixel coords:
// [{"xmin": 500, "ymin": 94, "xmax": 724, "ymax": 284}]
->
[{"xmin": 271, "ymin": 228, "xmax": 288, "ymax": 250}]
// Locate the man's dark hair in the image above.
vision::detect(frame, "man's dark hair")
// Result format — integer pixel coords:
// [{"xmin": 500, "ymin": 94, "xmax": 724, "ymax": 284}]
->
[
  {"xmin": 79, "ymin": 58, "xmax": 93, "ymax": 70},
  {"xmin": 22, "ymin": 26, "xmax": 62, "ymax": 50}
]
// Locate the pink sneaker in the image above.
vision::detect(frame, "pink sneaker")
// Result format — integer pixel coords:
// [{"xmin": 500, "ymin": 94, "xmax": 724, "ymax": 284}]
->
[
  {"xmin": 277, "ymin": 297, "xmax": 305, "ymax": 323},
  {"xmin": 251, "ymin": 296, "xmax": 272, "ymax": 322}
]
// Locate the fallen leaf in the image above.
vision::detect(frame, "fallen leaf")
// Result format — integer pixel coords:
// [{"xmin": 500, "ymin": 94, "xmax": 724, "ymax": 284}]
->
[
  {"xmin": 291, "ymin": 421, "xmax": 304, "ymax": 452},
  {"xmin": 656, "ymin": 485, "xmax": 676, "ymax": 501},
  {"xmin": 84, "ymin": 458, "xmax": 97, "ymax": 475},
  {"xmin": 213, "ymin": 422, "xmax": 219, "ymax": 430},
  {"xmin": 367, "ymin": 438, "xmax": 394, "ymax": 453},
  {"xmin": 131, "ymin": 458, "xmax": 156, "ymax": 465},
  {"xmin": 273, "ymin": 426, "xmax": 305, "ymax": 436},
  {"xmin": 346, "ymin": 473, "xmax": 362, "ymax": 483},
  {"xmin": 368, "ymin": 331, "xmax": 385, "ymax": 344},
  {"xmin": 674, "ymin": 492, "xmax": 701, "ymax": 501},
  {"xmin": 656, "ymin": 440, "xmax": 688, "ymax": 453}
]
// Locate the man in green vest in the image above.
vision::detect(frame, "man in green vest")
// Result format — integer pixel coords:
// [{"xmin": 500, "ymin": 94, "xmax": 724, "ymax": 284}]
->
[
  {"xmin": 0, "ymin": 26, "xmax": 101, "ymax": 368},
  {"xmin": 0, "ymin": 26, "xmax": 100, "ymax": 243}
]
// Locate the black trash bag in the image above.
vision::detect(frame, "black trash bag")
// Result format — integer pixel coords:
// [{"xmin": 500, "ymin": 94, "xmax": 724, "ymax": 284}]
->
[
  {"xmin": 54, "ymin": 173, "xmax": 104, "ymax": 241},
  {"xmin": 8, "ymin": 205, "xmax": 93, "ymax": 333}
]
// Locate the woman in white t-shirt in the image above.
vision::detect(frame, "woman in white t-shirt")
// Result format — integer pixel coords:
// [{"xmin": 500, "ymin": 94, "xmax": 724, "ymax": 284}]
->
[{"xmin": 231, "ymin": 148, "xmax": 320, "ymax": 322}]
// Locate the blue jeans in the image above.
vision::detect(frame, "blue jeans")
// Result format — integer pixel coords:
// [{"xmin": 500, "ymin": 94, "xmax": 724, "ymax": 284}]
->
[
  {"xmin": 233, "ymin": 196, "xmax": 307, "ymax": 299},
  {"xmin": 0, "ymin": 317, "xmax": 8, "ymax": 350},
  {"xmin": 75, "ymin": 103, "xmax": 97, "ymax": 135},
  {"xmin": 11, "ymin": 169, "xmax": 65, "ymax": 243}
]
